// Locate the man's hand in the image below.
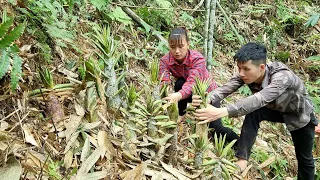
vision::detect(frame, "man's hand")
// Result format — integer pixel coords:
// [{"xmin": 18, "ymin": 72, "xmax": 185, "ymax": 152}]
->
[
  {"xmin": 194, "ymin": 105, "xmax": 229, "ymax": 124},
  {"xmin": 163, "ymin": 92, "xmax": 182, "ymax": 103}
]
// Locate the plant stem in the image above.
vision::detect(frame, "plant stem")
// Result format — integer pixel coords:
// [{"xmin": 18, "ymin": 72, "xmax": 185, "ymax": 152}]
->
[
  {"xmin": 216, "ymin": 1, "xmax": 244, "ymax": 44},
  {"xmin": 114, "ymin": 0, "xmax": 168, "ymax": 47}
]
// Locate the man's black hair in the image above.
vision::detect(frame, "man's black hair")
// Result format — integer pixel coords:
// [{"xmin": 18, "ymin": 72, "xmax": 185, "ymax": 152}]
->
[
  {"xmin": 169, "ymin": 27, "xmax": 189, "ymax": 44},
  {"xmin": 234, "ymin": 42, "xmax": 267, "ymax": 65}
]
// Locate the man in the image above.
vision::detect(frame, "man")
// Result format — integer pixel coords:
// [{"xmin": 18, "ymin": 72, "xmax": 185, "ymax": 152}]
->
[{"xmin": 192, "ymin": 42, "xmax": 318, "ymax": 179}]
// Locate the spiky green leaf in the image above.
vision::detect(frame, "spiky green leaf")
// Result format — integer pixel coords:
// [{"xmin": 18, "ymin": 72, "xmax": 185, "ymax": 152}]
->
[
  {"xmin": 0, "ymin": 50, "xmax": 10, "ymax": 79},
  {"xmin": 130, "ymin": 108, "xmax": 147, "ymax": 117},
  {"xmin": 155, "ymin": 121, "xmax": 176, "ymax": 128},
  {"xmin": 221, "ymin": 139, "xmax": 237, "ymax": 158},
  {"xmin": 10, "ymin": 54, "xmax": 22, "ymax": 90},
  {"xmin": 39, "ymin": 67, "xmax": 54, "ymax": 89},
  {"xmin": 150, "ymin": 59, "xmax": 160, "ymax": 84},
  {"xmin": 135, "ymin": 101, "xmax": 150, "ymax": 115},
  {"xmin": 0, "ymin": 18, "xmax": 13, "ymax": 39},
  {"xmin": 0, "ymin": 25, "xmax": 25, "ymax": 49}
]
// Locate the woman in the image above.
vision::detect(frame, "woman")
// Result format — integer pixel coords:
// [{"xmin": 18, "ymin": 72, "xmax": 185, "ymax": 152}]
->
[{"xmin": 159, "ymin": 27, "xmax": 239, "ymax": 143}]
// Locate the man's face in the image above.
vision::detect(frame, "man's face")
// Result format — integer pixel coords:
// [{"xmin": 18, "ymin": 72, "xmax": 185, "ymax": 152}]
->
[
  {"xmin": 169, "ymin": 38, "xmax": 189, "ymax": 61},
  {"xmin": 237, "ymin": 60, "xmax": 265, "ymax": 84}
]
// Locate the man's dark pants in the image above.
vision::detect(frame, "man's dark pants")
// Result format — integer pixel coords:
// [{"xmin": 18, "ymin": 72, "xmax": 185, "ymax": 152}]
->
[
  {"xmin": 236, "ymin": 107, "xmax": 316, "ymax": 180},
  {"xmin": 175, "ymin": 78, "xmax": 239, "ymax": 143}
]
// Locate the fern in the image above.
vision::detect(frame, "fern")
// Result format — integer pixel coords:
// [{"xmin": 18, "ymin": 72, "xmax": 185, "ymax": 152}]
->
[
  {"xmin": 11, "ymin": 54, "xmax": 23, "ymax": 90},
  {"xmin": 0, "ymin": 50, "xmax": 10, "ymax": 79},
  {"xmin": 0, "ymin": 25, "xmax": 25, "ymax": 49},
  {"xmin": 0, "ymin": 18, "xmax": 13, "ymax": 39},
  {"xmin": 0, "ymin": 17, "xmax": 25, "ymax": 91}
]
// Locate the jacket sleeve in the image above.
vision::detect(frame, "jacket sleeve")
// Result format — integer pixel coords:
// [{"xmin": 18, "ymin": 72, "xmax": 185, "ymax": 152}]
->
[
  {"xmin": 226, "ymin": 71, "xmax": 292, "ymax": 118},
  {"xmin": 178, "ymin": 56, "xmax": 207, "ymax": 99},
  {"xmin": 210, "ymin": 75, "xmax": 244, "ymax": 104},
  {"xmin": 159, "ymin": 57, "xmax": 171, "ymax": 83}
]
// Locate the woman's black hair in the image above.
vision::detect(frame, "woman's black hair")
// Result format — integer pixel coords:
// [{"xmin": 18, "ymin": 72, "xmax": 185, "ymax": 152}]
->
[{"xmin": 168, "ymin": 27, "xmax": 189, "ymax": 45}]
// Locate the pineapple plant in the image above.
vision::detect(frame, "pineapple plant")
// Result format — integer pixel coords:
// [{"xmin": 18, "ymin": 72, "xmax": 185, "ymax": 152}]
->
[
  {"xmin": 121, "ymin": 83, "xmax": 140, "ymax": 160},
  {"xmin": 163, "ymin": 84, "xmax": 179, "ymax": 165},
  {"xmin": 82, "ymin": 58, "xmax": 107, "ymax": 122},
  {"xmin": 30, "ymin": 68, "xmax": 74, "ymax": 124},
  {"xmin": 91, "ymin": 25, "xmax": 125, "ymax": 114},
  {"xmin": 192, "ymin": 77, "xmax": 211, "ymax": 168}
]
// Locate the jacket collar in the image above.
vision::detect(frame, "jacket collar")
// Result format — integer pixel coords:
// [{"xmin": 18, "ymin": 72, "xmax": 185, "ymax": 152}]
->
[{"xmin": 261, "ymin": 64, "xmax": 270, "ymax": 89}]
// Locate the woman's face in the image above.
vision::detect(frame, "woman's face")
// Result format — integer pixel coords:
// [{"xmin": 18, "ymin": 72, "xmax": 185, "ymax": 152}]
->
[{"xmin": 169, "ymin": 37, "xmax": 189, "ymax": 61}]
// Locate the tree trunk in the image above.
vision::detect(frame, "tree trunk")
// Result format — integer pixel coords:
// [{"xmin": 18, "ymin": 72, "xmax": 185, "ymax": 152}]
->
[
  {"xmin": 207, "ymin": 0, "xmax": 217, "ymax": 71},
  {"xmin": 203, "ymin": 0, "xmax": 211, "ymax": 61}
]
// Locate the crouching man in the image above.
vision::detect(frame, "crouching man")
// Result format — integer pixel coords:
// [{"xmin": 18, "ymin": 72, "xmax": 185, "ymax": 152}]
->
[{"xmin": 192, "ymin": 42, "xmax": 318, "ymax": 180}]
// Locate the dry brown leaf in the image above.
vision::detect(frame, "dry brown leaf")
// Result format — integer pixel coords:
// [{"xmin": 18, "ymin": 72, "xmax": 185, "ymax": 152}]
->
[
  {"xmin": 26, "ymin": 151, "xmax": 47, "ymax": 171},
  {"xmin": 22, "ymin": 124, "xmax": 39, "ymax": 147},
  {"xmin": 97, "ymin": 131, "xmax": 116, "ymax": 157},
  {"xmin": 65, "ymin": 114, "xmax": 82, "ymax": 142},
  {"xmin": 83, "ymin": 121, "xmax": 101, "ymax": 131},
  {"xmin": 64, "ymin": 150, "xmax": 73, "ymax": 169},
  {"xmin": 58, "ymin": 64, "xmax": 79, "ymax": 78},
  {"xmin": 55, "ymin": 46, "xmax": 65, "ymax": 61},
  {"xmin": 151, "ymin": 173, "xmax": 164, "ymax": 180},
  {"xmin": 19, "ymin": 44, "xmax": 32, "ymax": 54},
  {"xmin": 0, "ymin": 122, "xmax": 9, "ymax": 131},
  {"xmin": 160, "ymin": 161, "xmax": 190, "ymax": 180},
  {"xmin": 64, "ymin": 131, "xmax": 80, "ymax": 153},
  {"xmin": 75, "ymin": 147, "xmax": 104, "ymax": 177},
  {"xmin": 87, "ymin": 134, "xmax": 98, "ymax": 148},
  {"xmin": 81, "ymin": 137, "xmax": 91, "ymax": 162},
  {"xmin": 0, "ymin": 142, "xmax": 8, "ymax": 151},
  {"xmin": 0, "ymin": 131, "xmax": 8, "ymax": 141},
  {"xmin": 144, "ymin": 169, "xmax": 176, "ymax": 180},
  {"xmin": 74, "ymin": 171, "xmax": 108, "ymax": 180},
  {"xmin": 123, "ymin": 163, "xmax": 147, "ymax": 180},
  {"xmin": 75, "ymin": 103, "xmax": 85, "ymax": 117},
  {"xmin": 241, "ymin": 164, "xmax": 253, "ymax": 177},
  {"xmin": 258, "ymin": 156, "xmax": 276, "ymax": 169},
  {"xmin": 43, "ymin": 139, "xmax": 59, "ymax": 156},
  {"xmin": 178, "ymin": 169, "xmax": 203, "ymax": 179}
]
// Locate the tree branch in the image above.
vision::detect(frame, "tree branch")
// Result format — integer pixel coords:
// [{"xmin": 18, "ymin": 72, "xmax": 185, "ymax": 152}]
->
[
  {"xmin": 114, "ymin": 1, "xmax": 168, "ymax": 46},
  {"xmin": 216, "ymin": 1, "xmax": 245, "ymax": 44}
]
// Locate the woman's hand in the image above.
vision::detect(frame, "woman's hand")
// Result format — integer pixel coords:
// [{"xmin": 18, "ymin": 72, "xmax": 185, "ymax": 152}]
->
[
  {"xmin": 191, "ymin": 95, "xmax": 202, "ymax": 107},
  {"xmin": 194, "ymin": 105, "xmax": 229, "ymax": 124},
  {"xmin": 163, "ymin": 92, "xmax": 182, "ymax": 103}
]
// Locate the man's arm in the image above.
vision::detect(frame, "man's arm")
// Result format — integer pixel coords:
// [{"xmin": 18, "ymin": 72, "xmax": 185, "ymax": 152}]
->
[
  {"xmin": 209, "ymin": 75, "xmax": 244, "ymax": 104},
  {"xmin": 227, "ymin": 71, "xmax": 292, "ymax": 117},
  {"xmin": 195, "ymin": 71, "xmax": 292, "ymax": 124}
]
